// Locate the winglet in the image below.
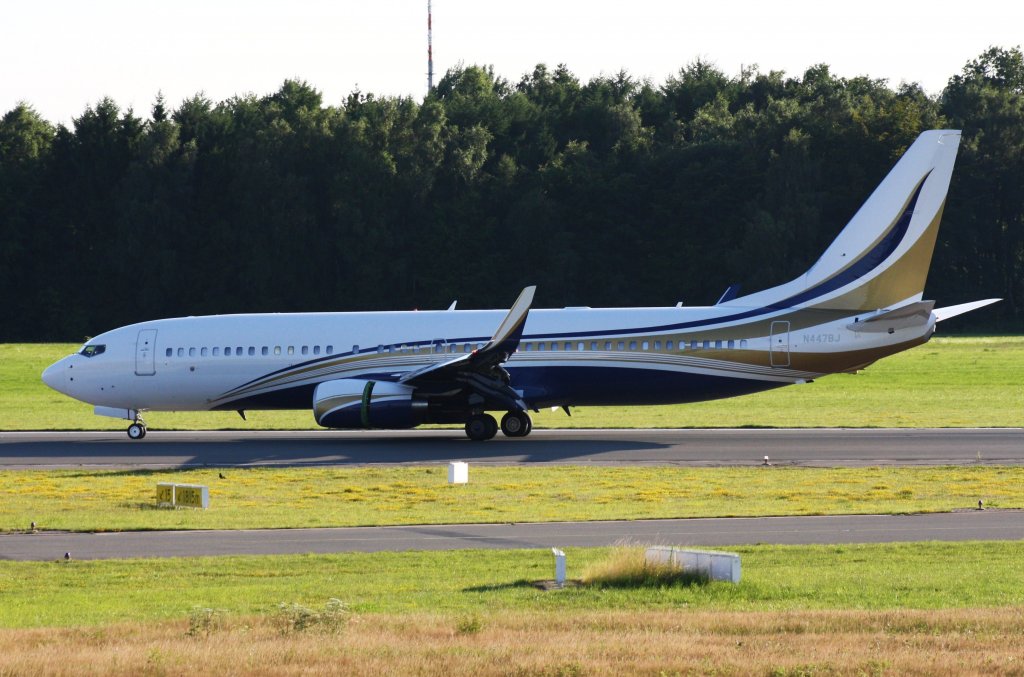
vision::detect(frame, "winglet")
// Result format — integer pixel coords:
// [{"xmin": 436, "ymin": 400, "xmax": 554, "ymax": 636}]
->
[
  {"xmin": 480, "ymin": 285, "xmax": 536, "ymax": 357},
  {"xmin": 933, "ymin": 298, "xmax": 1001, "ymax": 322},
  {"xmin": 398, "ymin": 286, "xmax": 536, "ymax": 386}
]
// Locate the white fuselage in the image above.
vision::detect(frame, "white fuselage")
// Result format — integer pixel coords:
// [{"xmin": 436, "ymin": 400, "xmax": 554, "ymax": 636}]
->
[{"xmin": 42, "ymin": 302, "xmax": 935, "ymax": 415}]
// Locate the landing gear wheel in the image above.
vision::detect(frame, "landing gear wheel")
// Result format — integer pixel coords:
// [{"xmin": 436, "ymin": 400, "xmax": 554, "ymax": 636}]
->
[
  {"xmin": 500, "ymin": 411, "xmax": 532, "ymax": 438},
  {"xmin": 465, "ymin": 413, "xmax": 498, "ymax": 441},
  {"xmin": 127, "ymin": 423, "xmax": 147, "ymax": 440}
]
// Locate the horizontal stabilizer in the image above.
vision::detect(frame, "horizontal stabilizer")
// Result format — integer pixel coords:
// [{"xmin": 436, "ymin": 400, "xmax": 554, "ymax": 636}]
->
[
  {"xmin": 846, "ymin": 301, "xmax": 934, "ymax": 333},
  {"xmin": 933, "ymin": 298, "xmax": 1001, "ymax": 322}
]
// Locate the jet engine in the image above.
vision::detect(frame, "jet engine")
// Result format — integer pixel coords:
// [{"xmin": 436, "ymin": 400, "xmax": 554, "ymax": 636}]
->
[{"xmin": 313, "ymin": 379, "xmax": 426, "ymax": 429}]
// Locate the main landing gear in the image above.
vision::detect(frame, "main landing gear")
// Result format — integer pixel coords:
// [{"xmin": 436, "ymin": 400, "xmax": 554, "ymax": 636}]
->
[
  {"xmin": 127, "ymin": 415, "xmax": 148, "ymax": 440},
  {"xmin": 464, "ymin": 411, "xmax": 532, "ymax": 441}
]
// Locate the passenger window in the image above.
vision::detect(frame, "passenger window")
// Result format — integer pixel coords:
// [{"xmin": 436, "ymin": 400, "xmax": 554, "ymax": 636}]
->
[
  {"xmin": 577, "ymin": 342, "xmax": 585, "ymax": 351},
  {"xmin": 177, "ymin": 348, "xmax": 184, "ymax": 357},
  {"xmin": 629, "ymin": 341, "xmax": 637, "ymax": 351},
  {"xmin": 189, "ymin": 347, "xmax": 196, "ymax": 357},
  {"xmin": 604, "ymin": 341, "xmax": 612, "ymax": 350},
  {"xmin": 740, "ymin": 339, "xmax": 748, "ymax": 349},
  {"xmin": 201, "ymin": 347, "xmax": 208, "ymax": 357},
  {"xmin": 302, "ymin": 346, "xmax": 308, "ymax": 355},
  {"xmin": 273, "ymin": 346, "xmax": 281, "ymax": 356},
  {"xmin": 690, "ymin": 341, "xmax": 699, "ymax": 350},
  {"xmin": 248, "ymin": 347, "xmax": 256, "ymax": 356},
  {"xmin": 377, "ymin": 345, "xmax": 384, "ymax": 354},
  {"xmin": 703, "ymin": 340, "xmax": 710, "ymax": 349},
  {"xmin": 213, "ymin": 347, "xmax": 220, "ymax": 356},
  {"xmin": 287, "ymin": 346, "xmax": 294, "ymax": 355},
  {"xmin": 642, "ymin": 341, "xmax": 649, "ymax": 350},
  {"xmin": 464, "ymin": 344, "xmax": 471, "ymax": 353},
  {"xmin": 715, "ymin": 340, "xmax": 722, "ymax": 349},
  {"xmin": 476, "ymin": 343, "xmax": 484, "ymax": 350},
  {"xmin": 617, "ymin": 341, "xmax": 625, "ymax": 351},
  {"xmin": 524, "ymin": 343, "xmax": 532, "ymax": 351},
  {"xmin": 551, "ymin": 343, "xmax": 559, "ymax": 352},
  {"xmin": 165, "ymin": 348, "xmax": 172, "ymax": 357},
  {"xmin": 236, "ymin": 347, "xmax": 243, "ymax": 356},
  {"xmin": 352, "ymin": 345, "xmax": 358, "ymax": 354},
  {"xmin": 590, "ymin": 342, "xmax": 598, "ymax": 351},
  {"xmin": 727, "ymin": 340, "xmax": 735, "ymax": 349},
  {"xmin": 326, "ymin": 345, "xmax": 333, "ymax": 354},
  {"xmin": 314, "ymin": 346, "xmax": 321, "ymax": 355},
  {"xmin": 668, "ymin": 340, "xmax": 674, "ymax": 350},
  {"xmin": 262, "ymin": 347, "xmax": 268, "ymax": 356},
  {"xmin": 538, "ymin": 343, "xmax": 546, "ymax": 351}
]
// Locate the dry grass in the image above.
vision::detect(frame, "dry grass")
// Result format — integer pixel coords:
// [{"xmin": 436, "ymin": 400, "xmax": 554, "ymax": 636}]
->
[
  {"xmin": 581, "ymin": 546, "xmax": 709, "ymax": 587},
  {"xmin": 1, "ymin": 608, "xmax": 1022, "ymax": 676}
]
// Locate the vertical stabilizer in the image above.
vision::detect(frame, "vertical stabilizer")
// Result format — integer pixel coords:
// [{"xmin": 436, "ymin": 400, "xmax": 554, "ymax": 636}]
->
[{"xmin": 726, "ymin": 130, "xmax": 961, "ymax": 312}]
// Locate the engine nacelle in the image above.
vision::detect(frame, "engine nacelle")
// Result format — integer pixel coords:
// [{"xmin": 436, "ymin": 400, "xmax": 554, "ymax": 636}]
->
[{"xmin": 313, "ymin": 379, "xmax": 425, "ymax": 429}]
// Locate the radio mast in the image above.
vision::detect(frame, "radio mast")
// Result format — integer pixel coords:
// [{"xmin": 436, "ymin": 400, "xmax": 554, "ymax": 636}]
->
[{"xmin": 427, "ymin": 0, "xmax": 434, "ymax": 91}]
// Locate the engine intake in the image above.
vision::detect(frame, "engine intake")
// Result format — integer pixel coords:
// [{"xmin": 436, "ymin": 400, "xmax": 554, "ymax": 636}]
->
[{"xmin": 313, "ymin": 379, "xmax": 426, "ymax": 429}]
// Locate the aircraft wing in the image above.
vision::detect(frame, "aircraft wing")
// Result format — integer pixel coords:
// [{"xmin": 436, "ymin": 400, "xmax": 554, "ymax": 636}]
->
[{"xmin": 399, "ymin": 286, "xmax": 536, "ymax": 410}]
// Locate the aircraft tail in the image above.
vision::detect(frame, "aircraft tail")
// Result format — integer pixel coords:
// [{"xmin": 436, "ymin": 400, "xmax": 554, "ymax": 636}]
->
[{"xmin": 725, "ymin": 130, "xmax": 961, "ymax": 313}]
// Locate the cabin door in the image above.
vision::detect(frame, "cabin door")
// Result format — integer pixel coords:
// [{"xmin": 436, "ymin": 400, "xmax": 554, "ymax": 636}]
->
[
  {"xmin": 135, "ymin": 329, "xmax": 157, "ymax": 376},
  {"xmin": 769, "ymin": 321, "xmax": 790, "ymax": 367}
]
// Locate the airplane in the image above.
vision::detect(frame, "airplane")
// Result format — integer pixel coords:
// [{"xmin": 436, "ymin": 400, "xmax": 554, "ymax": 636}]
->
[{"xmin": 42, "ymin": 129, "xmax": 998, "ymax": 441}]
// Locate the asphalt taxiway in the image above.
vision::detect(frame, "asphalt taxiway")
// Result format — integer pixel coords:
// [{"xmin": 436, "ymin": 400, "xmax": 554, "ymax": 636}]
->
[
  {"xmin": 1, "ymin": 428, "xmax": 1022, "ymax": 469},
  {"xmin": 3, "ymin": 511, "xmax": 1021, "ymax": 561}
]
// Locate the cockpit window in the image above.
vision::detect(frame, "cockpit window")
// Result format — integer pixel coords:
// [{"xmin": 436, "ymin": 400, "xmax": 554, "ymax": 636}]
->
[{"xmin": 79, "ymin": 344, "xmax": 106, "ymax": 358}]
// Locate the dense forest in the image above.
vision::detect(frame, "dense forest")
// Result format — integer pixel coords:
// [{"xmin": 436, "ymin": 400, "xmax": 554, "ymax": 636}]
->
[{"xmin": 1, "ymin": 47, "xmax": 1021, "ymax": 341}]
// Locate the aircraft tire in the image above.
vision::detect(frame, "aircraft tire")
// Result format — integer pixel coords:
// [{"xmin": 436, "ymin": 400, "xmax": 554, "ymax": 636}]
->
[
  {"xmin": 500, "ymin": 411, "xmax": 532, "ymax": 437},
  {"xmin": 127, "ymin": 423, "xmax": 147, "ymax": 440},
  {"xmin": 465, "ymin": 414, "xmax": 498, "ymax": 441}
]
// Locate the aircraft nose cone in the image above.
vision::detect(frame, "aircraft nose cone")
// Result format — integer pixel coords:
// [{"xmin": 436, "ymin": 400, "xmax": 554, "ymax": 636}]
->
[{"xmin": 42, "ymin": 360, "xmax": 66, "ymax": 393}]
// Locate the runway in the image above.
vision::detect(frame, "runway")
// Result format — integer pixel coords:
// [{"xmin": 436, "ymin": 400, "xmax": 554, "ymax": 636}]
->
[
  {"xmin": 3, "ymin": 511, "xmax": 1021, "ymax": 561},
  {"xmin": 1, "ymin": 428, "xmax": 1022, "ymax": 469}
]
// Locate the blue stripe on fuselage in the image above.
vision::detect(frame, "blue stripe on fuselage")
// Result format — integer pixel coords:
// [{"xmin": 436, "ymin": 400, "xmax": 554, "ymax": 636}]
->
[{"xmin": 213, "ymin": 365, "xmax": 784, "ymax": 412}]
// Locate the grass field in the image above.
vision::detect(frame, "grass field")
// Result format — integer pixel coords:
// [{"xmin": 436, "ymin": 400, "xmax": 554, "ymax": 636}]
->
[
  {"xmin": 2, "ymin": 606, "xmax": 1015, "ymax": 675},
  {"xmin": 3, "ymin": 465, "xmax": 1021, "ymax": 532},
  {"xmin": 1, "ymin": 607, "xmax": 1021, "ymax": 676},
  {"xmin": 4, "ymin": 336, "xmax": 1024, "ymax": 430},
  {"xmin": 3, "ymin": 544, "xmax": 1023, "ymax": 673},
  {"xmin": 2, "ymin": 542, "xmax": 1023, "ymax": 627}
]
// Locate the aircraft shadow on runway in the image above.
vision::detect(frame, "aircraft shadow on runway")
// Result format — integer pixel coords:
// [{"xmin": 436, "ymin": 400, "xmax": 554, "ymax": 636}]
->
[{"xmin": 0, "ymin": 434, "xmax": 671, "ymax": 469}]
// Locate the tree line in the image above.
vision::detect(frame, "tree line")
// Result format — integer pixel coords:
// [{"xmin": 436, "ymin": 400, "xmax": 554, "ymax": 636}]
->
[{"xmin": 1, "ymin": 47, "xmax": 1021, "ymax": 341}]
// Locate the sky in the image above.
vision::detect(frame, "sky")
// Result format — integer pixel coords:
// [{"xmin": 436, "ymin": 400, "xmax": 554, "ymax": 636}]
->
[{"xmin": 3, "ymin": 0, "xmax": 1021, "ymax": 125}]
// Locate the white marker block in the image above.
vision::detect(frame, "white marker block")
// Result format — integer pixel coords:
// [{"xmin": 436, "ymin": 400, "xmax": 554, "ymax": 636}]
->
[
  {"xmin": 551, "ymin": 548, "xmax": 566, "ymax": 587},
  {"xmin": 448, "ymin": 461, "xmax": 468, "ymax": 484},
  {"xmin": 645, "ymin": 547, "xmax": 741, "ymax": 583}
]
